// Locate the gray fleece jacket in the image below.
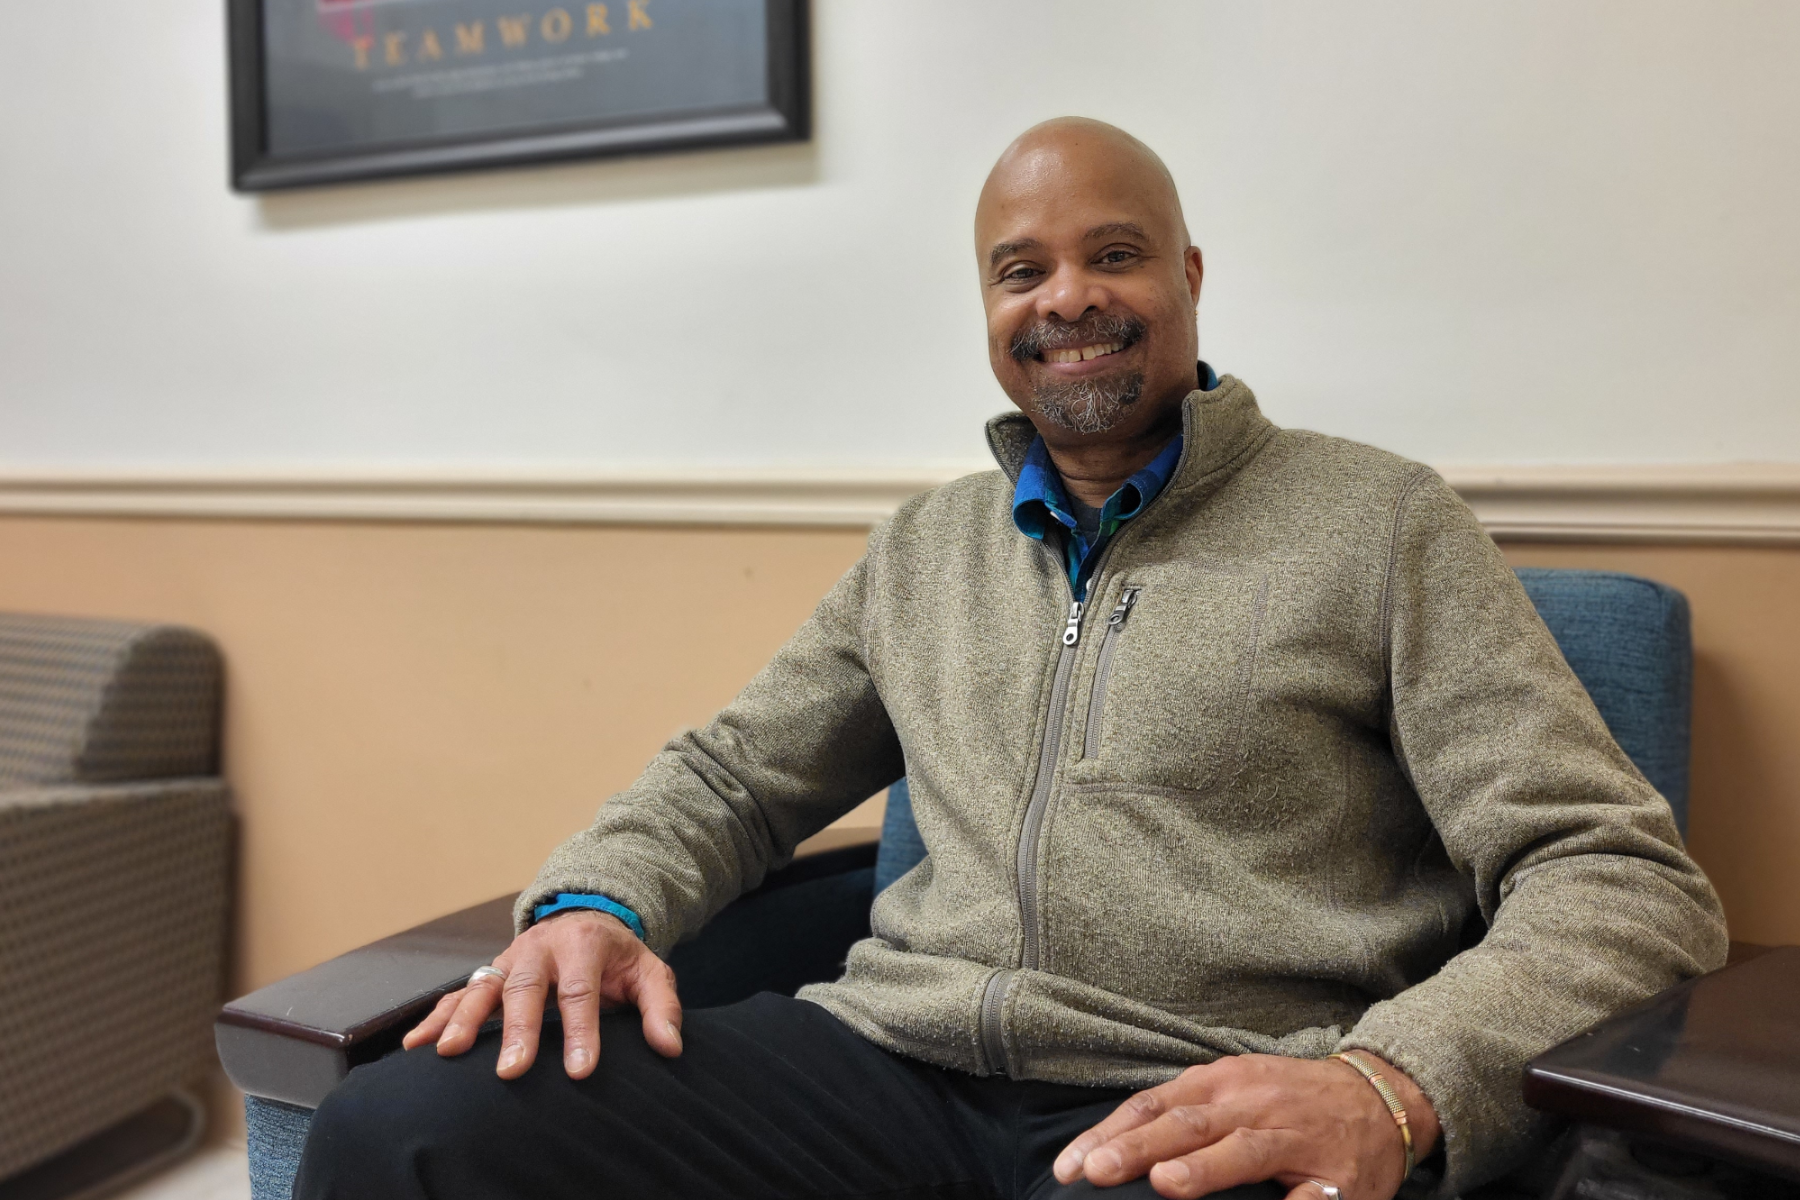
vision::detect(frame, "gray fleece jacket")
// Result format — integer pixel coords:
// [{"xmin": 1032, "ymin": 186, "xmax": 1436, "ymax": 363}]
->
[{"xmin": 519, "ymin": 378, "xmax": 1728, "ymax": 1195}]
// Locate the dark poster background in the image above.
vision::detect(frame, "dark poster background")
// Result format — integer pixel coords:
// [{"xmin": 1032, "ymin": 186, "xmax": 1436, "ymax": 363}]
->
[{"xmin": 230, "ymin": 0, "xmax": 806, "ymax": 189}]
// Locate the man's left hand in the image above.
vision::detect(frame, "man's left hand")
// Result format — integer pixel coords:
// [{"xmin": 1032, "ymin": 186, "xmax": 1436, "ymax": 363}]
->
[{"xmin": 1053, "ymin": 1052, "xmax": 1440, "ymax": 1200}]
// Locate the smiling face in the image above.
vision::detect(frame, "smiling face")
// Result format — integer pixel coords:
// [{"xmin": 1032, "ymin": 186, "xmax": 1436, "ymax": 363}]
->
[{"xmin": 976, "ymin": 120, "xmax": 1204, "ymax": 445}]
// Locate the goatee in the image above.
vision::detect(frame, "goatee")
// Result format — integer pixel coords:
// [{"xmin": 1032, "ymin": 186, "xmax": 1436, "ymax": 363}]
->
[
  {"xmin": 1033, "ymin": 370, "xmax": 1145, "ymax": 435},
  {"xmin": 1010, "ymin": 311, "xmax": 1148, "ymax": 435}
]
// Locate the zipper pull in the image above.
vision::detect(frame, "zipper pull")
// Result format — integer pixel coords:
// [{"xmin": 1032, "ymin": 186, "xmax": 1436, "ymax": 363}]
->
[
  {"xmin": 1061, "ymin": 601, "xmax": 1085, "ymax": 646},
  {"xmin": 1107, "ymin": 587, "xmax": 1141, "ymax": 627}
]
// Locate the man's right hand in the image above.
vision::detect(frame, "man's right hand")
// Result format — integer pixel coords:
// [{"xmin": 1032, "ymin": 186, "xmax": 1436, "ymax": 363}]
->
[{"xmin": 401, "ymin": 909, "xmax": 683, "ymax": 1080}]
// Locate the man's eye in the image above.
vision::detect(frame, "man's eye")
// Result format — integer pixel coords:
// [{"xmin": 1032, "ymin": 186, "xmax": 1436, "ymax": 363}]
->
[
  {"xmin": 1002, "ymin": 266, "xmax": 1040, "ymax": 283},
  {"xmin": 1098, "ymin": 250, "xmax": 1136, "ymax": 265}
]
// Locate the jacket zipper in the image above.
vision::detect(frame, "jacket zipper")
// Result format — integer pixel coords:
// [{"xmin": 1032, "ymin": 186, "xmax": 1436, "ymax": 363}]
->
[
  {"xmin": 980, "ymin": 518, "xmax": 1144, "ymax": 1074},
  {"xmin": 1082, "ymin": 587, "xmax": 1140, "ymax": 760},
  {"xmin": 980, "ymin": 597, "xmax": 1085, "ymax": 1073},
  {"xmin": 1017, "ymin": 597, "xmax": 1086, "ymax": 975}
]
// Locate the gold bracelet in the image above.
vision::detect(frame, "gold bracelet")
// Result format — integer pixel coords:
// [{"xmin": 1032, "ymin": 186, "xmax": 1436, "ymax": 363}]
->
[{"xmin": 1329, "ymin": 1052, "xmax": 1415, "ymax": 1177}]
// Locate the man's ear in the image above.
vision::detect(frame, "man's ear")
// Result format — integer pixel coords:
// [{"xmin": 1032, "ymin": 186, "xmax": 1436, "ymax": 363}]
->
[{"xmin": 1185, "ymin": 246, "xmax": 1204, "ymax": 307}]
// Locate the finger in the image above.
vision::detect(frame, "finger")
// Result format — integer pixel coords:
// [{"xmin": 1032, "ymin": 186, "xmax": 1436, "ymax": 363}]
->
[
  {"xmin": 1282, "ymin": 1180, "xmax": 1340, "ymax": 1200},
  {"xmin": 1054, "ymin": 1070, "xmax": 1220, "ymax": 1182},
  {"xmin": 555, "ymin": 965, "xmax": 601, "ymax": 1079},
  {"xmin": 495, "ymin": 961, "xmax": 551, "ymax": 1078},
  {"xmin": 626, "ymin": 951, "xmax": 684, "ymax": 1058},
  {"xmin": 435, "ymin": 968, "xmax": 507, "ymax": 1056},
  {"xmin": 1082, "ymin": 1101, "xmax": 1249, "ymax": 1187},
  {"xmin": 1145, "ymin": 1126, "xmax": 1297, "ymax": 1200},
  {"xmin": 403, "ymin": 990, "xmax": 464, "ymax": 1050}
]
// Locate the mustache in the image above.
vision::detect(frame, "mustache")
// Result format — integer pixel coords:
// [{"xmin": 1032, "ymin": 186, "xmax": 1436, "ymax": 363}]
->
[{"xmin": 1009, "ymin": 311, "xmax": 1147, "ymax": 363}]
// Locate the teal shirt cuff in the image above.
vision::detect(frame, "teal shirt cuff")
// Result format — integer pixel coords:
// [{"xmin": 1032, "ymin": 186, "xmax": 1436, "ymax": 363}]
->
[{"xmin": 532, "ymin": 893, "xmax": 646, "ymax": 941}]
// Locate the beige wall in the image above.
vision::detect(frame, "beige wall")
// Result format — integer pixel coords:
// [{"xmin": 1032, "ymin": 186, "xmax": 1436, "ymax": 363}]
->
[
  {"xmin": 0, "ymin": 516, "xmax": 870, "ymax": 995},
  {"xmin": 1, "ymin": 517, "xmax": 1796, "ymax": 1135}
]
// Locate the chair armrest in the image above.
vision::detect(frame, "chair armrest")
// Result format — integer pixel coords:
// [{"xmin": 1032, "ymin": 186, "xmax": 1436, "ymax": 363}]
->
[
  {"xmin": 216, "ymin": 892, "xmax": 516, "ymax": 1107},
  {"xmin": 1522, "ymin": 943, "xmax": 1800, "ymax": 1183},
  {"xmin": 216, "ymin": 835, "xmax": 881, "ymax": 1108}
]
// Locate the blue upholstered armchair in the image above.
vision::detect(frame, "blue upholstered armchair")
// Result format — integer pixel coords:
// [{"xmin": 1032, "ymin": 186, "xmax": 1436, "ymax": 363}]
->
[{"xmin": 218, "ymin": 568, "xmax": 1697, "ymax": 1200}]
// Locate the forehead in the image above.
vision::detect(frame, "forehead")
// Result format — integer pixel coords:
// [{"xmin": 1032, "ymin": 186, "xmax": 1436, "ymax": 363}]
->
[{"xmin": 976, "ymin": 143, "xmax": 1179, "ymax": 256}]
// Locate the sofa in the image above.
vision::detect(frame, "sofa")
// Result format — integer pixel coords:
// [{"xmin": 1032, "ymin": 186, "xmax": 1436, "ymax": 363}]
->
[{"xmin": 0, "ymin": 613, "xmax": 232, "ymax": 1193}]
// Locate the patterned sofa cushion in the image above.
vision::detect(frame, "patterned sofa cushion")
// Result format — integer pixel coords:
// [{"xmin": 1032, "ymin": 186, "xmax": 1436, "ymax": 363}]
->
[{"xmin": 0, "ymin": 614, "xmax": 222, "ymax": 790}]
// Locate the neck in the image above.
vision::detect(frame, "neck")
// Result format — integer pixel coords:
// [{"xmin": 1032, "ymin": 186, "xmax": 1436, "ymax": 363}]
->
[{"xmin": 1037, "ymin": 404, "xmax": 1183, "ymax": 507}]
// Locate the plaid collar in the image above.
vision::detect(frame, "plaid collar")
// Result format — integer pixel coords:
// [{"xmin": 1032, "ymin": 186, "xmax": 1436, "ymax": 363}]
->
[{"xmin": 1011, "ymin": 430, "xmax": 1182, "ymax": 599}]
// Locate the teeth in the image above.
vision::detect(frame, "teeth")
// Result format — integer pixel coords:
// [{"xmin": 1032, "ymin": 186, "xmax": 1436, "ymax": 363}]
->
[{"xmin": 1045, "ymin": 342, "xmax": 1124, "ymax": 364}]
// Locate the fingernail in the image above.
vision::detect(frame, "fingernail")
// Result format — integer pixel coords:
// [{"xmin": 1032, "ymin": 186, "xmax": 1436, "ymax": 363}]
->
[
  {"xmin": 566, "ymin": 1047, "xmax": 589, "ymax": 1072},
  {"xmin": 1158, "ymin": 1161, "xmax": 1191, "ymax": 1186},
  {"xmin": 1055, "ymin": 1149, "xmax": 1085, "ymax": 1178},
  {"xmin": 1089, "ymin": 1148, "xmax": 1121, "ymax": 1176},
  {"xmin": 665, "ymin": 1021, "xmax": 683, "ymax": 1049},
  {"xmin": 497, "ymin": 1043, "xmax": 523, "ymax": 1071}
]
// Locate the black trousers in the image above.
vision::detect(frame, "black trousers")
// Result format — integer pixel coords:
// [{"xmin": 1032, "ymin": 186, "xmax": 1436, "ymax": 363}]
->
[{"xmin": 295, "ymin": 992, "xmax": 1282, "ymax": 1200}]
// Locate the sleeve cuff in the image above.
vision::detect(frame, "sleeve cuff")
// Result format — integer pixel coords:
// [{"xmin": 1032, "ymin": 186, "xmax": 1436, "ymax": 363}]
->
[{"xmin": 531, "ymin": 892, "xmax": 646, "ymax": 941}]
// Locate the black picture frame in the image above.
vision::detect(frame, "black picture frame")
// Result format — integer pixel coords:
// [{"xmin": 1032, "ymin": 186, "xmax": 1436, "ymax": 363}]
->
[{"xmin": 227, "ymin": 0, "xmax": 808, "ymax": 191}]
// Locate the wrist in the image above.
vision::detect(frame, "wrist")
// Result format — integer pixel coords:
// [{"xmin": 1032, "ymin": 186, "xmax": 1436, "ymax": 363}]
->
[
  {"xmin": 1333, "ymin": 1050, "xmax": 1441, "ymax": 1168},
  {"xmin": 540, "ymin": 907, "xmax": 632, "ymax": 936},
  {"xmin": 531, "ymin": 892, "xmax": 647, "ymax": 941}
]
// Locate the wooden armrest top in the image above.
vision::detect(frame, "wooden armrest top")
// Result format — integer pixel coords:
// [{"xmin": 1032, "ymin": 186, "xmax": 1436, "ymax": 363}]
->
[
  {"xmin": 219, "ymin": 893, "xmax": 518, "ymax": 1051},
  {"xmin": 215, "ymin": 839, "xmax": 881, "ymax": 1105},
  {"xmin": 1524, "ymin": 943, "xmax": 1800, "ymax": 1181}
]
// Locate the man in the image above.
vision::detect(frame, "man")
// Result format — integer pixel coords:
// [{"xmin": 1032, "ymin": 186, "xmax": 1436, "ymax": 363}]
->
[{"xmin": 297, "ymin": 119, "xmax": 1726, "ymax": 1200}]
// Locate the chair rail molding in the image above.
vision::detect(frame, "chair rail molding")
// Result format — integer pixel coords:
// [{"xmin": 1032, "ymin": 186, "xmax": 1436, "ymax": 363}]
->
[
  {"xmin": 1437, "ymin": 464, "xmax": 1800, "ymax": 545},
  {"xmin": 1, "ymin": 463, "xmax": 1799, "ymax": 543}
]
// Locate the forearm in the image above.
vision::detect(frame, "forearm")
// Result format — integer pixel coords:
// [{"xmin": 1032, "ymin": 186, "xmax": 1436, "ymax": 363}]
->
[
  {"xmin": 1339, "ymin": 853, "xmax": 1725, "ymax": 1194},
  {"xmin": 515, "ymin": 741, "xmax": 821, "ymax": 952},
  {"xmin": 514, "ymin": 550, "xmax": 904, "ymax": 950}
]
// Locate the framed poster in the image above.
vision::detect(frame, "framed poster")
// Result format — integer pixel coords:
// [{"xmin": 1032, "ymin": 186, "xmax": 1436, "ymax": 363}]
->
[{"xmin": 227, "ymin": 0, "xmax": 808, "ymax": 191}]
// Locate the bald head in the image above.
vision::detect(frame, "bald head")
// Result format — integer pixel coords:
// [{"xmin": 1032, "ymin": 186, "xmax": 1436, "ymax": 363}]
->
[
  {"xmin": 974, "ymin": 118, "xmax": 1204, "ymax": 454},
  {"xmin": 978, "ymin": 117, "xmax": 1190, "ymax": 254}
]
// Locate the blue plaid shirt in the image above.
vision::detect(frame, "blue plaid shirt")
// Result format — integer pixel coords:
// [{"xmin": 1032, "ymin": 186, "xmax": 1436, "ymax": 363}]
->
[{"xmin": 1011, "ymin": 362, "xmax": 1217, "ymax": 600}]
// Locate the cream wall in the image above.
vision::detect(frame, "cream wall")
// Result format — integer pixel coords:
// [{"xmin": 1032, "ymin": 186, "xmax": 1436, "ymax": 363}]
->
[{"xmin": 4, "ymin": 1, "xmax": 1800, "ymax": 470}]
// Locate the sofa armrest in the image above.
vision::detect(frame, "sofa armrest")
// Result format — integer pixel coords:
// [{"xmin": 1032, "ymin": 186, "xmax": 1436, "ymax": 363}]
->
[
  {"xmin": 0, "ymin": 778, "xmax": 231, "ymax": 1178},
  {"xmin": 216, "ymin": 832, "xmax": 880, "ymax": 1108},
  {"xmin": 1523, "ymin": 943, "xmax": 1800, "ymax": 1183}
]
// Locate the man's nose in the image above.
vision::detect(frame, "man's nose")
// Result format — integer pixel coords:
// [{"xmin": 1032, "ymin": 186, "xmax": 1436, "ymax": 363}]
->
[{"xmin": 1036, "ymin": 265, "xmax": 1109, "ymax": 325}]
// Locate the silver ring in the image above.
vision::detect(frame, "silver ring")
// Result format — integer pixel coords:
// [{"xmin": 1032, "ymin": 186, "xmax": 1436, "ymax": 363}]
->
[
  {"xmin": 1308, "ymin": 1183, "xmax": 1340, "ymax": 1200},
  {"xmin": 468, "ymin": 965, "xmax": 507, "ymax": 987}
]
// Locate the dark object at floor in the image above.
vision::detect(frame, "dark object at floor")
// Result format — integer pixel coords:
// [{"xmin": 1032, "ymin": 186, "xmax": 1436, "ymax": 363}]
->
[{"xmin": 0, "ymin": 1091, "xmax": 203, "ymax": 1200}]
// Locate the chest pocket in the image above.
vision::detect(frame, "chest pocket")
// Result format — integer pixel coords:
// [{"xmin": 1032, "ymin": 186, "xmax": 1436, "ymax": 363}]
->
[{"xmin": 1081, "ymin": 562, "xmax": 1270, "ymax": 795}]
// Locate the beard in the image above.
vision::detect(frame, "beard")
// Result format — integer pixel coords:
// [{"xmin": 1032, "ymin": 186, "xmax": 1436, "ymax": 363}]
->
[
  {"xmin": 1009, "ymin": 311, "xmax": 1148, "ymax": 435},
  {"xmin": 1031, "ymin": 370, "xmax": 1146, "ymax": 435}
]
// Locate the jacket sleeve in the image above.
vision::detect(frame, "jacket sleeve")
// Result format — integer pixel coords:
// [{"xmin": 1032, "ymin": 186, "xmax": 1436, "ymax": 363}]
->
[
  {"xmin": 513, "ymin": 537, "xmax": 904, "ymax": 953},
  {"xmin": 1336, "ymin": 470, "xmax": 1728, "ymax": 1196}
]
